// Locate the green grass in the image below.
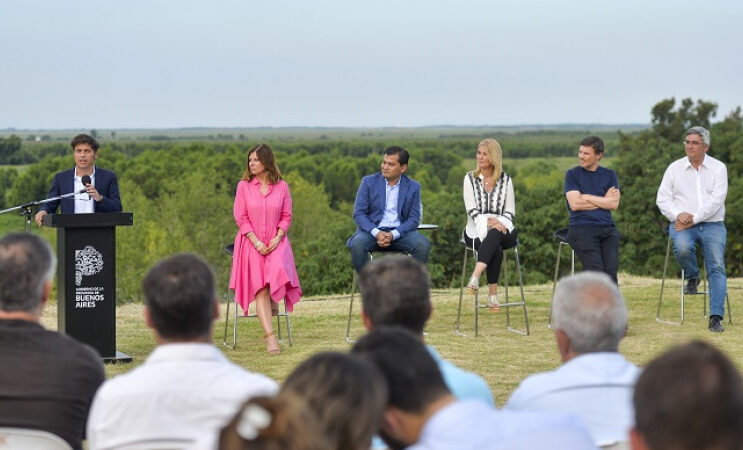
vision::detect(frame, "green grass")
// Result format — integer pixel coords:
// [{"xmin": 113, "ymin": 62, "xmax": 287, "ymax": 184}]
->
[{"xmin": 39, "ymin": 274, "xmax": 741, "ymax": 407}]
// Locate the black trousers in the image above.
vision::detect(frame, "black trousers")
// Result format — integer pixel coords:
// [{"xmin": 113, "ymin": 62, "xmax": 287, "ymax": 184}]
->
[
  {"xmin": 463, "ymin": 228, "xmax": 518, "ymax": 284},
  {"xmin": 567, "ymin": 225, "xmax": 620, "ymax": 284}
]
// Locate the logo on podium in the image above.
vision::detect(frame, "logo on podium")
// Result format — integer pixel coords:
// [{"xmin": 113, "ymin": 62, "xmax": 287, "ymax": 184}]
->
[{"xmin": 75, "ymin": 245, "xmax": 104, "ymax": 287}]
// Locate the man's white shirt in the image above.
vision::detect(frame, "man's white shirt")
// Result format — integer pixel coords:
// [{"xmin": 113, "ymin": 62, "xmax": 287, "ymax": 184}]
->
[
  {"xmin": 656, "ymin": 154, "xmax": 727, "ymax": 224},
  {"xmin": 86, "ymin": 343, "xmax": 278, "ymax": 450}
]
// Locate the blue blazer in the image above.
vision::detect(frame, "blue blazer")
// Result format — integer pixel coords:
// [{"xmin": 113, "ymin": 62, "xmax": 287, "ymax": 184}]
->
[
  {"xmin": 347, "ymin": 172, "xmax": 422, "ymax": 244},
  {"xmin": 41, "ymin": 167, "xmax": 122, "ymax": 214}
]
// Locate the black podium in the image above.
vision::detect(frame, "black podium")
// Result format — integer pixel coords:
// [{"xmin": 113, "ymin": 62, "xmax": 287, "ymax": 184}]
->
[{"xmin": 43, "ymin": 212, "xmax": 134, "ymax": 362}]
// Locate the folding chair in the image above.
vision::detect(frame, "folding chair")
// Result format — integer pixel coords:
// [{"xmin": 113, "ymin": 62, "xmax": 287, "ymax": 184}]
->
[
  {"xmin": 455, "ymin": 238, "xmax": 530, "ymax": 337},
  {"xmin": 657, "ymin": 230, "xmax": 732, "ymax": 325},
  {"xmin": 222, "ymin": 244, "xmax": 293, "ymax": 349}
]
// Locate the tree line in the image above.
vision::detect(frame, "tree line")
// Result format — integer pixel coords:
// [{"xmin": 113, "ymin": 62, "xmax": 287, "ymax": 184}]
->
[{"xmin": 0, "ymin": 98, "xmax": 740, "ymax": 302}]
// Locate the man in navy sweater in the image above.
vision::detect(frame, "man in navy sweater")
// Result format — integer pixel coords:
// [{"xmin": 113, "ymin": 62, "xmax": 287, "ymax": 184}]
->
[
  {"xmin": 35, "ymin": 133, "xmax": 121, "ymax": 226},
  {"xmin": 564, "ymin": 136, "xmax": 621, "ymax": 284}
]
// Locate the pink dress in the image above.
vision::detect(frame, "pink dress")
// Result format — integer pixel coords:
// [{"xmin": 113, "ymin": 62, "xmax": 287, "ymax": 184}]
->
[{"xmin": 229, "ymin": 178, "xmax": 302, "ymax": 314}]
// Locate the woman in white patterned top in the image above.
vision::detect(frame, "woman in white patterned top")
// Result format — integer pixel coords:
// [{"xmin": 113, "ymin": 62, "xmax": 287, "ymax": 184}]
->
[{"xmin": 462, "ymin": 138, "xmax": 516, "ymax": 309}]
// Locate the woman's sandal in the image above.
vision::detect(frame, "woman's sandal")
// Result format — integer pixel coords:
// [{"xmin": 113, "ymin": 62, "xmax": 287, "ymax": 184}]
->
[
  {"xmin": 466, "ymin": 275, "xmax": 479, "ymax": 295},
  {"xmin": 264, "ymin": 332, "xmax": 281, "ymax": 355},
  {"xmin": 487, "ymin": 294, "xmax": 501, "ymax": 312}
]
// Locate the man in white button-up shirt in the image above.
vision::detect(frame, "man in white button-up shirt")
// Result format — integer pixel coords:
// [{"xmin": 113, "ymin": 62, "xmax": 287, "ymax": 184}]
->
[
  {"xmin": 354, "ymin": 327, "xmax": 598, "ymax": 450},
  {"xmin": 656, "ymin": 126, "xmax": 728, "ymax": 332},
  {"xmin": 86, "ymin": 254, "xmax": 278, "ymax": 450},
  {"xmin": 506, "ymin": 272, "xmax": 640, "ymax": 447}
]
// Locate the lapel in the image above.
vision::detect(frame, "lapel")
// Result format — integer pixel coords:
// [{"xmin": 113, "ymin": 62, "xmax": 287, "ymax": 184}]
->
[
  {"xmin": 376, "ymin": 173, "xmax": 387, "ymax": 213},
  {"xmin": 396, "ymin": 175, "xmax": 408, "ymax": 215}
]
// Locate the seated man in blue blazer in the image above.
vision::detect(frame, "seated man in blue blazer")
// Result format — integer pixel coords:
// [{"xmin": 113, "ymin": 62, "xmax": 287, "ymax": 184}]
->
[
  {"xmin": 35, "ymin": 133, "xmax": 122, "ymax": 226},
  {"xmin": 347, "ymin": 146, "xmax": 430, "ymax": 272}
]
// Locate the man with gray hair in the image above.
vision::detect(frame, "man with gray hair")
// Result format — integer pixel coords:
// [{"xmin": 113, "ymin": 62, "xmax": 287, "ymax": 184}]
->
[
  {"xmin": 506, "ymin": 271, "xmax": 640, "ymax": 447},
  {"xmin": 0, "ymin": 233, "xmax": 105, "ymax": 450},
  {"xmin": 656, "ymin": 126, "xmax": 728, "ymax": 332}
]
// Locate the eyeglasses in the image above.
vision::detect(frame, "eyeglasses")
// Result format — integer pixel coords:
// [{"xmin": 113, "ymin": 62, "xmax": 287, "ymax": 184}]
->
[{"xmin": 683, "ymin": 140, "xmax": 705, "ymax": 146}]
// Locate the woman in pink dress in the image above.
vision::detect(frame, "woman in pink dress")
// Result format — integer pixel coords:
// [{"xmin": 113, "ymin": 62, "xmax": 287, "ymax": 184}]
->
[{"xmin": 229, "ymin": 143, "xmax": 302, "ymax": 354}]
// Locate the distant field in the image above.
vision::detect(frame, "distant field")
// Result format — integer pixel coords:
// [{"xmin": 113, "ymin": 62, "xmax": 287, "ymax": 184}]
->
[{"xmin": 0, "ymin": 125, "xmax": 647, "ymax": 143}]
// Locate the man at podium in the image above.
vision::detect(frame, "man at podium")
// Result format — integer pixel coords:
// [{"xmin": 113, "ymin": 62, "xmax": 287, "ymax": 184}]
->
[{"xmin": 34, "ymin": 133, "xmax": 122, "ymax": 226}]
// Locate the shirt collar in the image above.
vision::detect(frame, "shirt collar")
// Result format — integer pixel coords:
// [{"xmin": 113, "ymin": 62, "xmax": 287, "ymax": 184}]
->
[
  {"xmin": 74, "ymin": 167, "xmax": 96, "ymax": 180},
  {"xmin": 145, "ymin": 343, "xmax": 228, "ymax": 364},
  {"xmin": 684, "ymin": 154, "xmax": 710, "ymax": 170}
]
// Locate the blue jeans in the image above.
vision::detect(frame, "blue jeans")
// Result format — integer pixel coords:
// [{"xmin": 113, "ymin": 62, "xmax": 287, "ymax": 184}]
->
[
  {"xmin": 348, "ymin": 230, "xmax": 430, "ymax": 272},
  {"xmin": 669, "ymin": 221, "xmax": 727, "ymax": 317}
]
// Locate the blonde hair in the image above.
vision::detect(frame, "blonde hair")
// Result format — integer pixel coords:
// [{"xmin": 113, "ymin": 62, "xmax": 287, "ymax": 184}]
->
[{"xmin": 474, "ymin": 138, "xmax": 503, "ymax": 180}]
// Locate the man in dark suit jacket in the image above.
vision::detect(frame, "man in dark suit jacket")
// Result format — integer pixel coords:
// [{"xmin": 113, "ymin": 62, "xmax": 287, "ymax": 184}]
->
[
  {"xmin": 35, "ymin": 133, "xmax": 121, "ymax": 226},
  {"xmin": 0, "ymin": 233, "xmax": 105, "ymax": 450},
  {"xmin": 347, "ymin": 146, "xmax": 430, "ymax": 271}
]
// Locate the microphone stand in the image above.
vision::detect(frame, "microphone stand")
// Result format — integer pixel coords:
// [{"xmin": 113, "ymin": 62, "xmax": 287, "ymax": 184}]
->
[{"xmin": 0, "ymin": 192, "xmax": 78, "ymax": 232}]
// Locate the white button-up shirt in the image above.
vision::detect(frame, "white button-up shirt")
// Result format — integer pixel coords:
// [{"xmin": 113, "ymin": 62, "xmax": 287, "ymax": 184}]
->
[
  {"xmin": 656, "ymin": 154, "xmax": 727, "ymax": 224},
  {"xmin": 505, "ymin": 352, "xmax": 640, "ymax": 446},
  {"xmin": 86, "ymin": 343, "xmax": 278, "ymax": 450},
  {"xmin": 409, "ymin": 399, "xmax": 598, "ymax": 450},
  {"xmin": 73, "ymin": 168, "xmax": 95, "ymax": 214}
]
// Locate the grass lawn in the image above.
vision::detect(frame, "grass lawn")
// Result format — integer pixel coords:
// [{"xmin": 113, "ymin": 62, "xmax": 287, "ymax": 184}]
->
[{"xmin": 40, "ymin": 273, "xmax": 741, "ymax": 408}]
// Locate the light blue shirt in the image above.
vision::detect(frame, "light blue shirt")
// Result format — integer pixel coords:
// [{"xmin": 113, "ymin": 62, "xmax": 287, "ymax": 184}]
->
[
  {"xmin": 409, "ymin": 399, "xmax": 598, "ymax": 450},
  {"xmin": 505, "ymin": 352, "xmax": 641, "ymax": 446},
  {"xmin": 427, "ymin": 345, "xmax": 494, "ymax": 407},
  {"xmin": 372, "ymin": 181, "xmax": 401, "ymax": 240}
]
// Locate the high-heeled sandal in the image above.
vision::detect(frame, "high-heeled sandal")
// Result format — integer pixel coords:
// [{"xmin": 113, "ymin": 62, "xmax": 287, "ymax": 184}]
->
[
  {"xmin": 466, "ymin": 275, "xmax": 479, "ymax": 295},
  {"xmin": 487, "ymin": 294, "xmax": 501, "ymax": 311},
  {"xmin": 264, "ymin": 332, "xmax": 281, "ymax": 355}
]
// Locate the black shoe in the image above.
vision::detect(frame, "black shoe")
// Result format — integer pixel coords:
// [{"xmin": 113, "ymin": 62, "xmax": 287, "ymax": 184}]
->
[
  {"xmin": 709, "ymin": 315, "xmax": 724, "ymax": 332},
  {"xmin": 684, "ymin": 278, "xmax": 699, "ymax": 295}
]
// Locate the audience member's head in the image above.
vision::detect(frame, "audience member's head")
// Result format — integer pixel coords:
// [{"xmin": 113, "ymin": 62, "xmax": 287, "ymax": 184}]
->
[
  {"xmin": 352, "ymin": 326, "xmax": 453, "ymax": 449},
  {"xmin": 218, "ymin": 394, "xmax": 327, "ymax": 450},
  {"xmin": 359, "ymin": 255, "xmax": 431, "ymax": 334},
  {"xmin": 281, "ymin": 351, "xmax": 387, "ymax": 450},
  {"xmin": 142, "ymin": 253, "xmax": 218, "ymax": 342},
  {"xmin": 0, "ymin": 233, "xmax": 55, "ymax": 318},
  {"xmin": 630, "ymin": 340, "xmax": 743, "ymax": 450},
  {"xmin": 552, "ymin": 271, "xmax": 627, "ymax": 360}
]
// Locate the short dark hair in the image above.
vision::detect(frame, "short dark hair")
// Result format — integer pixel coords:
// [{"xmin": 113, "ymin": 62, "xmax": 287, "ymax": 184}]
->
[
  {"xmin": 142, "ymin": 253, "xmax": 216, "ymax": 340},
  {"xmin": 351, "ymin": 326, "xmax": 450, "ymax": 414},
  {"xmin": 384, "ymin": 146, "xmax": 409, "ymax": 165},
  {"xmin": 359, "ymin": 256, "xmax": 431, "ymax": 334},
  {"xmin": 633, "ymin": 340, "xmax": 743, "ymax": 450},
  {"xmin": 0, "ymin": 233, "xmax": 55, "ymax": 312},
  {"xmin": 281, "ymin": 352, "xmax": 387, "ymax": 450},
  {"xmin": 70, "ymin": 133, "xmax": 100, "ymax": 152},
  {"xmin": 580, "ymin": 136, "xmax": 604, "ymax": 155}
]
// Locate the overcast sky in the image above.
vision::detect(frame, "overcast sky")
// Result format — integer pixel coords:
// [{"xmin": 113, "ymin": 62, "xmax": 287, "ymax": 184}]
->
[{"xmin": 1, "ymin": 0, "xmax": 741, "ymax": 129}]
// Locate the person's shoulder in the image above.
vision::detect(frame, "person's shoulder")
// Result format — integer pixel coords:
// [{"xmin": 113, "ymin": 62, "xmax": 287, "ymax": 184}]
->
[
  {"xmin": 219, "ymin": 359, "xmax": 280, "ymax": 391},
  {"xmin": 54, "ymin": 168, "xmax": 75, "ymax": 178},
  {"xmin": 402, "ymin": 174, "xmax": 421, "ymax": 188},
  {"xmin": 362, "ymin": 172, "xmax": 382, "ymax": 182},
  {"xmin": 705, "ymin": 154, "xmax": 727, "ymax": 169},
  {"xmin": 565, "ymin": 166, "xmax": 581, "ymax": 176}
]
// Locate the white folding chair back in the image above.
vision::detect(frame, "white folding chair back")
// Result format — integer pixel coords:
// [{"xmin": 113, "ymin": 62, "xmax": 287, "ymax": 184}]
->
[{"xmin": 0, "ymin": 428, "xmax": 72, "ymax": 450}]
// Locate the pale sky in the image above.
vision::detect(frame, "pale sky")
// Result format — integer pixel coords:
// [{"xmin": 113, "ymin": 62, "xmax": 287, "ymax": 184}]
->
[{"xmin": 1, "ymin": 0, "xmax": 741, "ymax": 129}]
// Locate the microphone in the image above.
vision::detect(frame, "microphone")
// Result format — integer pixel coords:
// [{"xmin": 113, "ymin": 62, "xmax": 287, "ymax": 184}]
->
[{"xmin": 79, "ymin": 175, "xmax": 92, "ymax": 195}]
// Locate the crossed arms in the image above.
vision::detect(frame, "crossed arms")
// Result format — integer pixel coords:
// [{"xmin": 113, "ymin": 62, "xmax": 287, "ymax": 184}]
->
[{"xmin": 566, "ymin": 187, "xmax": 621, "ymax": 211}]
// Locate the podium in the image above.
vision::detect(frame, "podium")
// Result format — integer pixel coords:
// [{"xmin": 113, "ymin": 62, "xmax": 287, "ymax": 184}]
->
[{"xmin": 43, "ymin": 212, "xmax": 134, "ymax": 362}]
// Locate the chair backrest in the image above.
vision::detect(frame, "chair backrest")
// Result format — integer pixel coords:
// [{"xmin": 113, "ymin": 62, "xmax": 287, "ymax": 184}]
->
[{"xmin": 0, "ymin": 428, "xmax": 73, "ymax": 450}]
